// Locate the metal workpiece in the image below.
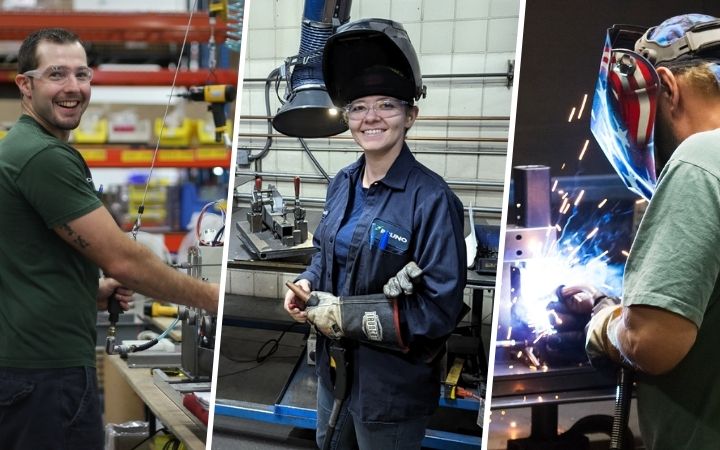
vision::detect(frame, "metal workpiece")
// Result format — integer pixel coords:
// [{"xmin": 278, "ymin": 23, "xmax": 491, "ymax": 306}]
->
[
  {"xmin": 237, "ymin": 177, "xmax": 316, "ymax": 260},
  {"xmin": 512, "ymin": 165, "xmax": 552, "ymax": 228},
  {"xmin": 504, "ymin": 226, "xmax": 558, "ymax": 262}
]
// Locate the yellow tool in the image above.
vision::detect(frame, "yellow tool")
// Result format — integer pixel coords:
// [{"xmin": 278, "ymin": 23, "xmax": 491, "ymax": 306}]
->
[
  {"xmin": 146, "ymin": 302, "xmax": 179, "ymax": 317},
  {"xmin": 177, "ymin": 85, "xmax": 237, "ymax": 142},
  {"xmin": 444, "ymin": 357, "xmax": 465, "ymax": 400}
]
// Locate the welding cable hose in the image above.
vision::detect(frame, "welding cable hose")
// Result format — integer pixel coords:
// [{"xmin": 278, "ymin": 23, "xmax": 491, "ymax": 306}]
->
[
  {"xmin": 323, "ymin": 398, "xmax": 342, "ymax": 450},
  {"xmin": 322, "ymin": 343, "xmax": 349, "ymax": 450},
  {"xmin": 610, "ymin": 367, "xmax": 635, "ymax": 450},
  {"xmin": 117, "ymin": 316, "xmax": 181, "ymax": 356}
]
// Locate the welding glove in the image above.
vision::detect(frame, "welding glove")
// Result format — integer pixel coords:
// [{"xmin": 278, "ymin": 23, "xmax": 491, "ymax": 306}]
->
[
  {"xmin": 541, "ymin": 285, "xmax": 606, "ymax": 364},
  {"xmin": 585, "ymin": 297, "xmax": 624, "ymax": 368},
  {"xmin": 383, "ymin": 262, "xmax": 424, "ymax": 298},
  {"xmin": 306, "ymin": 292, "xmax": 408, "ymax": 352}
]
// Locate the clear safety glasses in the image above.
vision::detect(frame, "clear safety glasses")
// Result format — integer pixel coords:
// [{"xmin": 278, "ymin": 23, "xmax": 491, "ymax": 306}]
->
[
  {"xmin": 23, "ymin": 65, "xmax": 94, "ymax": 85},
  {"xmin": 344, "ymin": 98, "xmax": 409, "ymax": 120}
]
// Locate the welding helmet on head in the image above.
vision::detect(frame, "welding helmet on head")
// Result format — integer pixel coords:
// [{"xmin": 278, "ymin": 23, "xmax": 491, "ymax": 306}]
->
[
  {"xmin": 590, "ymin": 14, "xmax": 720, "ymax": 200},
  {"xmin": 322, "ymin": 18, "xmax": 426, "ymax": 107}
]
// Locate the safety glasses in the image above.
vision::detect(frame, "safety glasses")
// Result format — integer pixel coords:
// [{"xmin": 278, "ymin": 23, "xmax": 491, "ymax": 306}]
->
[
  {"xmin": 344, "ymin": 98, "xmax": 409, "ymax": 120},
  {"xmin": 22, "ymin": 65, "xmax": 94, "ymax": 85}
]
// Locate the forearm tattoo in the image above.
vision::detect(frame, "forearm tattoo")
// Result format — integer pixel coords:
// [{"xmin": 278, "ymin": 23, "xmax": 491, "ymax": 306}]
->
[{"xmin": 59, "ymin": 223, "xmax": 90, "ymax": 249}]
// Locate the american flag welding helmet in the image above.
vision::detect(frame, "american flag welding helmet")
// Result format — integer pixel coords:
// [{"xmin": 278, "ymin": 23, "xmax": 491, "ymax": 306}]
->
[
  {"xmin": 591, "ymin": 14, "xmax": 720, "ymax": 200},
  {"xmin": 591, "ymin": 26, "xmax": 659, "ymax": 200}
]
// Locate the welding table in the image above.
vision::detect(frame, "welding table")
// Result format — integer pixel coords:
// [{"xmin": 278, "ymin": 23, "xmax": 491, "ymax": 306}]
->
[
  {"xmin": 105, "ymin": 355, "xmax": 207, "ymax": 450},
  {"xmin": 490, "ymin": 360, "xmax": 622, "ymax": 449},
  {"xmin": 216, "ymin": 283, "xmax": 487, "ymax": 449}
]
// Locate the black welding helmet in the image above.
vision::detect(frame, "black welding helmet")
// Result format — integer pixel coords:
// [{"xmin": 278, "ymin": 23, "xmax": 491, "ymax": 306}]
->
[
  {"xmin": 322, "ymin": 18, "xmax": 426, "ymax": 107},
  {"xmin": 590, "ymin": 14, "xmax": 720, "ymax": 200}
]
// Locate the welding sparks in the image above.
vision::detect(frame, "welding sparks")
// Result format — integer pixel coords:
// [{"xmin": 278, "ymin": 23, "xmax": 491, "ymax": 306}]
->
[
  {"xmin": 568, "ymin": 107, "xmax": 576, "ymax": 122},
  {"xmin": 561, "ymin": 163, "xmax": 566, "ymax": 170},
  {"xmin": 562, "ymin": 203, "xmax": 571, "ymax": 215},
  {"xmin": 574, "ymin": 189, "xmax": 585, "ymax": 206},
  {"xmin": 578, "ymin": 139, "xmax": 590, "ymax": 160},
  {"xmin": 621, "ymin": 250, "xmax": 630, "ymax": 257},
  {"xmin": 559, "ymin": 197, "xmax": 569, "ymax": 213},
  {"xmin": 587, "ymin": 227, "xmax": 599, "ymax": 239},
  {"xmin": 598, "ymin": 198, "xmax": 608, "ymax": 208},
  {"xmin": 548, "ymin": 310, "xmax": 562, "ymax": 325},
  {"xmin": 551, "ymin": 179, "xmax": 558, "ymax": 192},
  {"xmin": 577, "ymin": 93, "xmax": 588, "ymax": 119}
]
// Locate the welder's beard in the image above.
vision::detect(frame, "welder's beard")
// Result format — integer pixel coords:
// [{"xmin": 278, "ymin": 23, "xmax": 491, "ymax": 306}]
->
[{"xmin": 653, "ymin": 105, "xmax": 678, "ymax": 176}]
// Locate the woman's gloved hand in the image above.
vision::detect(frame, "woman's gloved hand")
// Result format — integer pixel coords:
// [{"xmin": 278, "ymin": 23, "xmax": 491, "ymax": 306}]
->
[
  {"xmin": 383, "ymin": 261, "xmax": 423, "ymax": 298},
  {"xmin": 305, "ymin": 291, "xmax": 343, "ymax": 339}
]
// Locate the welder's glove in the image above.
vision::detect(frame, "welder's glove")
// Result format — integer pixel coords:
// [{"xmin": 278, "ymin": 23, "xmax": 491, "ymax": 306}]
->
[
  {"xmin": 541, "ymin": 285, "xmax": 608, "ymax": 365},
  {"xmin": 585, "ymin": 296, "xmax": 624, "ymax": 368},
  {"xmin": 305, "ymin": 291, "xmax": 408, "ymax": 352},
  {"xmin": 383, "ymin": 262, "xmax": 424, "ymax": 298}
]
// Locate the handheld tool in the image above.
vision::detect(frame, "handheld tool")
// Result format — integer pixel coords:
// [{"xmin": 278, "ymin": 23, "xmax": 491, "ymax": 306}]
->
[
  {"xmin": 105, "ymin": 294, "xmax": 124, "ymax": 355},
  {"xmin": 323, "ymin": 343, "xmax": 349, "ymax": 450},
  {"xmin": 286, "ymin": 281, "xmax": 350, "ymax": 449},
  {"xmin": 177, "ymin": 85, "xmax": 237, "ymax": 142}
]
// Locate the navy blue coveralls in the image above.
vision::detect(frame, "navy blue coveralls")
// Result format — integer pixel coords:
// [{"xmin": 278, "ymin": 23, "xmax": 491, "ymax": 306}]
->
[{"xmin": 298, "ymin": 144, "xmax": 467, "ymax": 422}]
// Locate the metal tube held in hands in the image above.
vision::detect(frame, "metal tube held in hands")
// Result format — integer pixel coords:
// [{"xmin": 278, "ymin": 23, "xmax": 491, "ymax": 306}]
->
[{"xmin": 285, "ymin": 281, "xmax": 310, "ymax": 303}]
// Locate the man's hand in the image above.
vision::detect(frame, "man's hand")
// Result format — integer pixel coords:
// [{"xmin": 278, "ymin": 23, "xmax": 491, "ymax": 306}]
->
[
  {"xmin": 97, "ymin": 277, "xmax": 134, "ymax": 311},
  {"xmin": 540, "ymin": 285, "xmax": 616, "ymax": 365},
  {"xmin": 284, "ymin": 279, "xmax": 310, "ymax": 323},
  {"xmin": 585, "ymin": 300, "xmax": 624, "ymax": 368},
  {"xmin": 305, "ymin": 291, "xmax": 343, "ymax": 339},
  {"xmin": 383, "ymin": 262, "xmax": 423, "ymax": 298}
]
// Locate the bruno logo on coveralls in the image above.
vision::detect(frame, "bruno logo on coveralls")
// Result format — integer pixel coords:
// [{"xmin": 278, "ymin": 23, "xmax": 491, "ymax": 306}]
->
[{"xmin": 369, "ymin": 219, "xmax": 410, "ymax": 253}]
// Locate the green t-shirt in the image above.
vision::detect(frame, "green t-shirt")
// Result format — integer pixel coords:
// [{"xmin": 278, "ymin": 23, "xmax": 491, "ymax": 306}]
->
[
  {"xmin": 624, "ymin": 129, "xmax": 720, "ymax": 450},
  {"xmin": 0, "ymin": 115, "xmax": 103, "ymax": 368}
]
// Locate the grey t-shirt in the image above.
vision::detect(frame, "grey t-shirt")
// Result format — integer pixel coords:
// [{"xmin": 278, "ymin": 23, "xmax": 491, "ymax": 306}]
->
[{"xmin": 624, "ymin": 128, "xmax": 720, "ymax": 450}]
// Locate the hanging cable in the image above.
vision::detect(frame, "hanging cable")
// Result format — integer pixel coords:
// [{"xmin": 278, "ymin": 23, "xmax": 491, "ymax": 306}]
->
[{"xmin": 131, "ymin": 0, "xmax": 200, "ymax": 242}]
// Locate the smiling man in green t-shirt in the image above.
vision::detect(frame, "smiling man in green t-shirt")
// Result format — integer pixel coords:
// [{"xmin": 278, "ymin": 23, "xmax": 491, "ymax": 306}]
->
[{"xmin": 0, "ymin": 28, "xmax": 220, "ymax": 449}]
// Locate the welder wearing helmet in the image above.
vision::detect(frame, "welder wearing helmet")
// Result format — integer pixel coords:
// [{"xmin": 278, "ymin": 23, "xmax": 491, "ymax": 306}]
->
[
  {"xmin": 283, "ymin": 19, "xmax": 467, "ymax": 450},
  {"xmin": 584, "ymin": 13, "xmax": 720, "ymax": 450}
]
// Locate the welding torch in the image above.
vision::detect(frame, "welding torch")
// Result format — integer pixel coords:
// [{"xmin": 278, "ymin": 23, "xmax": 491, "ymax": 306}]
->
[
  {"xmin": 286, "ymin": 282, "xmax": 349, "ymax": 450},
  {"xmin": 177, "ymin": 85, "xmax": 237, "ymax": 142}
]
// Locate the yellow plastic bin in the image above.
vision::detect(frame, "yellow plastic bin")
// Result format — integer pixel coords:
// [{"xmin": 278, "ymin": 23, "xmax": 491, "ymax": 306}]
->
[
  {"xmin": 197, "ymin": 119, "xmax": 232, "ymax": 145},
  {"xmin": 73, "ymin": 118, "xmax": 109, "ymax": 144},
  {"xmin": 154, "ymin": 118, "xmax": 196, "ymax": 148}
]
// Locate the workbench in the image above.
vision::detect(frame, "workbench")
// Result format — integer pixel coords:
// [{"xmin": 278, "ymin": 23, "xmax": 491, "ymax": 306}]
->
[{"xmin": 105, "ymin": 355, "xmax": 208, "ymax": 450}]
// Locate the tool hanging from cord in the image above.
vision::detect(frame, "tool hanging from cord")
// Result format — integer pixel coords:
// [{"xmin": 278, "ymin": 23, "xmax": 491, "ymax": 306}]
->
[{"xmin": 106, "ymin": 0, "xmax": 201, "ymax": 357}]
